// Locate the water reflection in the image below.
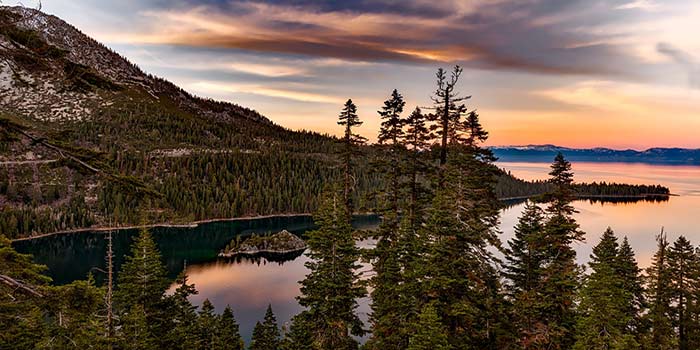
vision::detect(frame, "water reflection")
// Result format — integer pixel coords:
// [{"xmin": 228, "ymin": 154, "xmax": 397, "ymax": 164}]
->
[
  {"xmin": 12, "ymin": 215, "xmax": 378, "ymax": 285},
  {"xmin": 11, "ymin": 162, "xmax": 700, "ymax": 343},
  {"xmin": 498, "ymin": 162, "xmax": 700, "ymax": 269}
]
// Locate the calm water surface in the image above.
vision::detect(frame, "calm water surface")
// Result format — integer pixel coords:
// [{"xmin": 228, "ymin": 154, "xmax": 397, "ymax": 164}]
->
[{"xmin": 13, "ymin": 162, "xmax": 700, "ymax": 341}]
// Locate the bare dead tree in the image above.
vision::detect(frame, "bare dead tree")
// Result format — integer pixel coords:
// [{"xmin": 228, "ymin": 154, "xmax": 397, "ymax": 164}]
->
[
  {"xmin": 429, "ymin": 65, "xmax": 471, "ymax": 167},
  {"xmin": 0, "ymin": 1, "xmax": 42, "ymax": 30}
]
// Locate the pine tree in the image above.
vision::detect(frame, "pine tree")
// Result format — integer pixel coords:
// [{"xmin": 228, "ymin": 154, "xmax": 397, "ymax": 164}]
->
[
  {"xmin": 574, "ymin": 228, "xmax": 639, "ymax": 349},
  {"xmin": 115, "ymin": 228, "xmax": 171, "ymax": 347},
  {"xmin": 215, "ymin": 305, "xmax": 244, "ymax": 350},
  {"xmin": 42, "ymin": 276, "xmax": 105, "ymax": 349},
  {"xmin": 367, "ymin": 89, "xmax": 408, "ymax": 350},
  {"xmin": 250, "ymin": 321, "xmax": 265, "ymax": 350},
  {"xmin": 645, "ymin": 233, "xmax": 675, "ymax": 350},
  {"xmin": 170, "ymin": 269, "xmax": 200, "ymax": 350},
  {"xmin": 198, "ymin": 299, "xmax": 219, "ymax": 349},
  {"xmin": 295, "ymin": 187, "xmax": 365, "ymax": 349},
  {"xmin": 115, "ymin": 228, "xmax": 169, "ymax": 310},
  {"xmin": 504, "ymin": 201, "xmax": 546, "ymax": 348},
  {"xmin": 120, "ymin": 304, "xmax": 157, "ymax": 350},
  {"xmin": 422, "ymin": 108, "xmax": 506, "ymax": 348},
  {"xmin": 280, "ymin": 312, "xmax": 314, "ymax": 350},
  {"xmin": 667, "ymin": 235, "xmax": 698, "ymax": 350},
  {"xmin": 688, "ymin": 247, "xmax": 700, "ymax": 350},
  {"xmin": 250, "ymin": 305, "xmax": 280, "ymax": 350},
  {"xmin": 337, "ymin": 99, "xmax": 367, "ymax": 211},
  {"xmin": 403, "ymin": 107, "xmax": 431, "ymax": 225},
  {"xmin": 539, "ymin": 152, "xmax": 584, "ymax": 348},
  {"xmin": 393, "ymin": 107, "xmax": 432, "ymax": 339},
  {"xmin": 0, "ymin": 234, "xmax": 50, "ymax": 350},
  {"xmin": 617, "ymin": 236, "xmax": 647, "ymax": 341},
  {"xmin": 407, "ymin": 303, "xmax": 452, "ymax": 350}
]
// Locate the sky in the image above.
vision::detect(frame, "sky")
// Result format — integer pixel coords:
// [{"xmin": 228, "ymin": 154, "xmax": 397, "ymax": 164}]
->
[{"xmin": 16, "ymin": 0, "xmax": 700, "ymax": 149}]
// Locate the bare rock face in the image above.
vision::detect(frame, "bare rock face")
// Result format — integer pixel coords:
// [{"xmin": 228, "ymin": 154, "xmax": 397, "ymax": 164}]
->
[
  {"xmin": 219, "ymin": 230, "xmax": 307, "ymax": 257},
  {"xmin": 0, "ymin": 5, "xmax": 272, "ymax": 125}
]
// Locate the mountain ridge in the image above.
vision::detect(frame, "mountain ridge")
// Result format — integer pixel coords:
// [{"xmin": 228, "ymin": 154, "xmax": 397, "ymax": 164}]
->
[
  {"xmin": 1, "ymin": 5, "xmax": 272, "ymax": 125},
  {"xmin": 491, "ymin": 144, "xmax": 700, "ymax": 165}
]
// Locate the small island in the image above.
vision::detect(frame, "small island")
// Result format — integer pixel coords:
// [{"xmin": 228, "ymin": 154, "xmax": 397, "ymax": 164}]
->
[{"xmin": 219, "ymin": 230, "xmax": 307, "ymax": 257}]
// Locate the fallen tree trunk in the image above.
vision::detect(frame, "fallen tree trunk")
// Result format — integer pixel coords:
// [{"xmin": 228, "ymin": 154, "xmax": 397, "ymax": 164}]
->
[{"xmin": 0, "ymin": 274, "xmax": 43, "ymax": 298}]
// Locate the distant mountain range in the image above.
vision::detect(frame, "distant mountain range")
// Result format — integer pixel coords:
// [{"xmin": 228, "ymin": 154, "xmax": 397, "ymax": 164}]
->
[{"xmin": 491, "ymin": 145, "xmax": 700, "ymax": 165}]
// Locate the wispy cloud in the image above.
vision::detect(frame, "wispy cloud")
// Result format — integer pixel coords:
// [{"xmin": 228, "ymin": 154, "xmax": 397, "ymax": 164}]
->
[
  {"xmin": 190, "ymin": 81, "xmax": 344, "ymax": 104},
  {"xmin": 657, "ymin": 42, "xmax": 700, "ymax": 89},
  {"xmin": 92, "ymin": 0, "xmax": 662, "ymax": 77}
]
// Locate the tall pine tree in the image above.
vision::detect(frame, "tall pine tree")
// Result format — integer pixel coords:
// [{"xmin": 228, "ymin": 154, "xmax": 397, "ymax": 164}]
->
[
  {"xmin": 645, "ymin": 232, "xmax": 675, "ymax": 350},
  {"xmin": 407, "ymin": 303, "xmax": 452, "ymax": 350},
  {"xmin": 250, "ymin": 305, "xmax": 280, "ymax": 350},
  {"xmin": 115, "ymin": 228, "xmax": 171, "ymax": 348},
  {"xmin": 573, "ymin": 228, "xmax": 639, "ymax": 349},
  {"xmin": 422, "ymin": 90, "xmax": 506, "ymax": 348},
  {"xmin": 215, "ymin": 305, "xmax": 244, "ymax": 350},
  {"xmin": 294, "ymin": 187, "xmax": 365, "ymax": 349},
  {"xmin": 617, "ymin": 236, "xmax": 647, "ymax": 342},
  {"xmin": 367, "ymin": 89, "xmax": 408, "ymax": 350},
  {"xmin": 539, "ymin": 152, "xmax": 584, "ymax": 348},
  {"xmin": 667, "ymin": 235, "xmax": 699, "ymax": 350},
  {"xmin": 337, "ymin": 99, "xmax": 367, "ymax": 211},
  {"xmin": 504, "ymin": 201, "xmax": 546, "ymax": 348}
]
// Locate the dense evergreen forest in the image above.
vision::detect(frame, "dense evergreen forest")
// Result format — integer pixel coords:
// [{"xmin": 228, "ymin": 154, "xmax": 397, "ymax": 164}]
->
[{"xmin": 0, "ymin": 66, "xmax": 695, "ymax": 349}]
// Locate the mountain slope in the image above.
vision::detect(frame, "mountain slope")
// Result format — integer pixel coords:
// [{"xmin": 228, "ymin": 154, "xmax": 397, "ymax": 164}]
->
[
  {"xmin": 0, "ymin": 6, "xmax": 354, "ymax": 239},
  {"xmin": 0, "ymin": 6, "xmax": 270, "ymax": 125}
]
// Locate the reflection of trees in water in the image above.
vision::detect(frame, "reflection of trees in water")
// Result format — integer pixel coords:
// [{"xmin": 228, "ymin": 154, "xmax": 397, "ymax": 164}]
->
[
  {"xmin": 501, "ymin": 195, "xmax": 670, "ymax": 210},
  {"xmin": 221, "ymin": 249, "xmax": 307, "ymax": 266},
  {"xmin": 13, "ymin": 215, "xmax": 379, "ymax": 286},
  {"xmin": 583, "ymin": 195, "xmax": 670, "ymax": 205}
]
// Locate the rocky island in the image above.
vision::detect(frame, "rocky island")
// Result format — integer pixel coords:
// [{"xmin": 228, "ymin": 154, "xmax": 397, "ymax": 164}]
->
[{"xmin": 218, "ymin": 230, "xmax": 307, "ymax": 257}]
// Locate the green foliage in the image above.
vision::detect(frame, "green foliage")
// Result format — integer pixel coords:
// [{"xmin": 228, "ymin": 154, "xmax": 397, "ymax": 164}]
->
[
  {"xmin": 407, "ymin": 303, "xmax": 451, "ymax": 350},
  {"xmin": 250, "ymin": 305, "xmax": 280, "ymax": 350},
  {"xmin": 667, "ymin": 236, "xmax": 700, "ymax": 350},
  {"xmin": 114, "ymin": 228, "xmax": 172, "ymax": 348},
  {"xmin": 281, "ymin": 312, "xmax": 315, "ymax": 350},
  {"xmin": 197, "ymin": 299, "xmax": 219, "ymax": 349},
  {"xmin": 120, "ymin": 303, "xmax": 158, "ymax": 350},
  {"xmin": 295, "ymin": 187, "xmax": 366, "ymax": 349},
  {"xmin": 0, "ymin": 235, "xmax": 50, "ymax": 350},
  {"xmin": 616, "ymin": 237, "xmax": 647, "ymax": 340},
  {"xmin": 573, "ymin": 228, "xmax": 639, "ymax": 350},
  {"xmin": 216, "ymin": 305, "xmax": 244, "ymax": 350},
  {"xmin": 504, "ymin": 202, "xmax": 547, "ymax": 348},
  {"xmin": 115, "ymin": 228, "xmax": 169, "ymax": 310},
  {"xmin": 644, "ymin": 233, "xmax": 675, "ymax": 350},
  {"xmin": 170, "ymin": 270, "xmax": 200, "ymax": 349},
  {"xmin": 337, "ymin": 99, "xmax": 368, "ymax": 211},
  {"xmin": 538, "ymin": 152, "xmax": 584, "ymax": 348}
]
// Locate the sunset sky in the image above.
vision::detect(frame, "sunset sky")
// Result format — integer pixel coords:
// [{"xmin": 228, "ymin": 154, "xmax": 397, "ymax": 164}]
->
[{"xmin": 23, "ymin": 0, "xmax": 700, "ymax": 149}]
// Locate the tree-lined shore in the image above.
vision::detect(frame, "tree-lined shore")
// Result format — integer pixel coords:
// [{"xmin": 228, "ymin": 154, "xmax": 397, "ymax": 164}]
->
[{"xmin": 1, "ymin": 66, "xmax": 692, "ymax": 350}]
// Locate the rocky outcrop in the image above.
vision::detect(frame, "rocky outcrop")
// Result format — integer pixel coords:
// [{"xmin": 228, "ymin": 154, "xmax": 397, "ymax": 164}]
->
[{"xmin": 219, "ymin": 230, "xmax": 307, "ymax": 257}]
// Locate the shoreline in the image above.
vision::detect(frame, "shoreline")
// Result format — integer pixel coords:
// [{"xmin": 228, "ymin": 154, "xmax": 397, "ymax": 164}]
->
[
  {"xmin": 218, "ymin": 247, "xmax": 307, "ymax": 258},
  {"xmin": 10, "ymin": 213, "xmax": 315, "ymax": 242},
  {"xmin": 10, "ymin": 193, "xmax": 673, "ymax": 243}
]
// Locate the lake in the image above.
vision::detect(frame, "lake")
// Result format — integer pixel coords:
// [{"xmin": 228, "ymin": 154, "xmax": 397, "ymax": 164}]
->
[{"xmin": 12, "ymin": 161, "xmax": 700, "ymax": 342}]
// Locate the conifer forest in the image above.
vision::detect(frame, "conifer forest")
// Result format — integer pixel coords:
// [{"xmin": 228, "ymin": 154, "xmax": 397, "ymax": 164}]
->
[
  {"xmin": 2, "ymin": 65, "xmax": 698, "ymax": 350},
  {"xmin": 2, "ymin": 2, "xmax": 699, "ymax": 350}
]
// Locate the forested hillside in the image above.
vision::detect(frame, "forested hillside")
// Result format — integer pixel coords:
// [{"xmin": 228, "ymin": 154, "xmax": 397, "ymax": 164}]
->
[
  {"xmin": 1, "ymin": 64, "xmax": 695, "ymax": 350},
  {"xmin": 0, "ymin": 6, "xmax": 669, "ymax": 240}
]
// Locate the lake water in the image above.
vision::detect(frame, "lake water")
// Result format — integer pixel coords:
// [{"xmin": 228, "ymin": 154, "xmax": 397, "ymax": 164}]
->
[{"xmin": 12, "ymin": 162, "xmax": 700, "ymax": 342}]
